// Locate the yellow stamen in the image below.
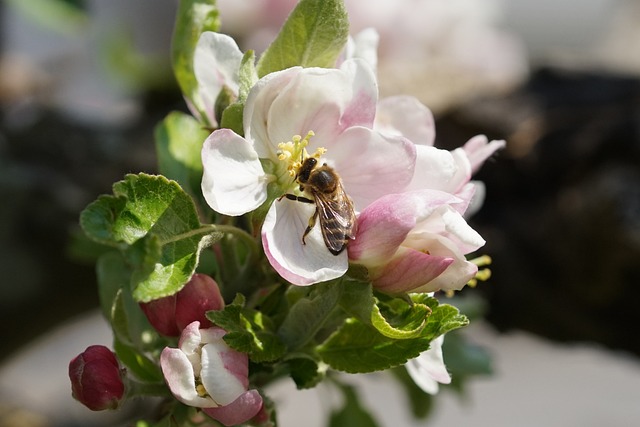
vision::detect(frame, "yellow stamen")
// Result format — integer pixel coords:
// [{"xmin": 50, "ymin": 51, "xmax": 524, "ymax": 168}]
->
[
  {"xmin": 275, "ymin": 130, "xmax": 324, "ymax": 179},
  {"xmin": 196, "ymin": 384, "xmax": 208, "ymax": 397}
]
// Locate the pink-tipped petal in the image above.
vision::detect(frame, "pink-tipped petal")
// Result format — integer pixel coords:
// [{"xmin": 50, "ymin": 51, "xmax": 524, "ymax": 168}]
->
[
  {"xmin": 203, "ymin": 389, "xmax": 264, "ymax": 427},
  {"xmin": 200, "ymin": 342, "xmax": 248, "ymax": 406},
  {"xmin": 375, "ymin": 95, "xmax": 435, "ymax": 146},
  {"xmin": 201, "ymin": 129, "xmax": 268, "ymax": 216},
  {"xmin": 262, "ymin": 200, "xmax": 348, "ymax": 285}
]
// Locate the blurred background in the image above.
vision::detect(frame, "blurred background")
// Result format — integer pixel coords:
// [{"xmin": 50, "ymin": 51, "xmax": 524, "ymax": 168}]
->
[{"xmin": 1, "ymin": 0, "xmax": 639, "ymax": 426}]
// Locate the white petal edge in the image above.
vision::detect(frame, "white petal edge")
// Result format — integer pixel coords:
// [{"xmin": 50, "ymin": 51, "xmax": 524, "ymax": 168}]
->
[
  {"xmin": 375, "ymin": 95, "xmax": 435, "ymax": 146},
  {"xmin": 201, "ymin": 129, "xmax": 268, "ymax": 216}
]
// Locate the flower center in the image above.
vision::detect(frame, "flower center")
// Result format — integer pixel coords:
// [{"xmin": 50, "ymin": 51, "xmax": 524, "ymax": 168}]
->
[{"xmin": 276, "ymin": 131, "xmax": 326, "ymax": 182}]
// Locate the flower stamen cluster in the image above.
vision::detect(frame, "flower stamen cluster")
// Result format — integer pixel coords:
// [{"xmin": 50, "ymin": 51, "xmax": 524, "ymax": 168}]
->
[{"xmin": 276, "ymin": 130, "xmax": 326, "ymax": 180}]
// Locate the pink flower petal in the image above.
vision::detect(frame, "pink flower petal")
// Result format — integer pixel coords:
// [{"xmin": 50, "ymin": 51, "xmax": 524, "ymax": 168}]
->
[
  {"xmin": 375, "ymin": 95, "xmax": 435, "ymax": 146},
  {"xmin": 203, "ymin": 389, "xmax": 263, "ymax": 427},
  {"xmin": 372, "ymin": 247, "xmax": 454, "ymax": 294},
  {"xmin": 201, "ymin": 129, "xmax": 268, "ymax": 216},
  {"xmin": 329, "ymin": 126, "xmax": 416, "ymax": 211},
  {"xmin": 462, "ymin": 135, "xmax": 506, "ymax": 174},
  {"xmin": 262, "ymin": 199, "xmax": 348, "ymax": 285}
]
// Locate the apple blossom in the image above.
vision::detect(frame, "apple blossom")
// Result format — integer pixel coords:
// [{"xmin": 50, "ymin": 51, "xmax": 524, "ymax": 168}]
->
[
  {"xmin": 406, "ymin": 335, "xmax": 451, "ymax": 394},
  {"xmin": 140, "ymin": 274, "xmax": 225, "ymax": 337},
  {"xmin": 201, "ymin": 59, "xmax": 416, "ymax": 285},
  {"xmin": 160, "ymin": 321, "xmax": 263, "ymax": 426},
  {"xmin": 69, "ymin": 345, "xmax": 125, "ymax": 411}
]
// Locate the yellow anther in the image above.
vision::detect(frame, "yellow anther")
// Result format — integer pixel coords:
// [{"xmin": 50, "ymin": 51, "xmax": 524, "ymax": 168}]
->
[
  {"xmin": 276, "ymin": 130, "xmax": 322, "ymax": 179},
  {"xmin": 196, "ymin": 384, "xmax": 208, "ymax": 397},
  {"xmin": 470, "ymin": 255, "xmax": 492, "ymax": 267}
]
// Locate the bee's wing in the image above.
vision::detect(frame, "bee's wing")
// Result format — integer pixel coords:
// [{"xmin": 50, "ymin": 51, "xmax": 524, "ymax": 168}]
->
[{"xmin": 315, "ymin": 183, "xmax": 357, "ymax": 255}]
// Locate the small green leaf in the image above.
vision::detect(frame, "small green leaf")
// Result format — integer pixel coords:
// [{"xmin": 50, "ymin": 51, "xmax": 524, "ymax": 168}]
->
[
  {"xmin": 256, "ymin": 0, "xmax": 349, "ymax": 77},
  {"xmin": 207, "ymin": 296, "xmax": 286, "ymax": 363},
  {"xmin": 329, "ymin": 383, "xmax": 381, "ymax": 427},
  {"xmin": 337, "ymin": 279, "xmax": 375, "ymax": 323},
  {"xmin": 155, "ymin": 111, "xmax": 210, "ymax": 199},
  {"xmin": 96, "ymin": 251, "xmax": 131, "ymax": 320},
  {"xmin": 238, "ymin": 50, "xmax": 257, "ymax": 102},
  {"xmin": 80, "ymin": 173, "xmax": 222, "ymax": 302},
  {"xmin": 278, "ymin": 281, "xmax": 343, "ymax": 350},
  {"xmin": 172, "ymin": 0, "xmax": 220, "ymax": 123},
  {"xmin": 113, "ymin": 336, "xmax": 164, "ymax": 383},
  {"xmin": 219, "ymin": 103, "xmax": 244, "ymax": 136}
]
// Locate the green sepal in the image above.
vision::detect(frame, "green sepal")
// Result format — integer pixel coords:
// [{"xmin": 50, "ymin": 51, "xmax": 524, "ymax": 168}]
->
[
  {"xmin": 206, "ymin": 295, "xmax": 287, "ymax": 363},
  {"xmin": 256, "ymin": 0, "xmax": 349, "ymax": 77},
  {"xmin": 219, "ymin": 102, "xmax": 244, "ymax": 136},
  {"xmin": 113, "ymin": 336, "xmax": 164, "ymax": 384}
]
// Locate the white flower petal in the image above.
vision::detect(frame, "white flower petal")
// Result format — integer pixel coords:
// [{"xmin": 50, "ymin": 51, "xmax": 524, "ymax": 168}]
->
[
  {"xmin": 375, "ymin": 95, "xmax": 435, "ymax": 146},
  {"xmin": 406, "ymin": 145, "xmax": 471, "ymax": 194},
  {"xmin": 200, "ymin": 342, "xmax": 247, "ymax": 406},
  {"xmin": 193, "ymin": 32, "xmax": 243, "ymax": 126},
  {"xmin": 406, "ymin": 335, "xmax": 451, "ymax": 395},
  {"xmin": 201, "ymin": 129, "xmax": 268, "ymax": 216},
  {"xmin": 262, "ymin": 199, "xmax": 348, "ymax": 285},
  {"xmin": 160, "ymin": 347, "xmax": 216, "ymax": 408}
]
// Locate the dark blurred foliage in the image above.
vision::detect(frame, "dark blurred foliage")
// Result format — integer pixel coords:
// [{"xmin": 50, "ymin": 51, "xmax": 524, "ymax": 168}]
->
[
  {"xmin": 0, "ymin": 88, "xmax": 185, "ymax": 363},
  {"xmin": 437, "ymin": 67, "xmax": 640, "ymax": 356}
]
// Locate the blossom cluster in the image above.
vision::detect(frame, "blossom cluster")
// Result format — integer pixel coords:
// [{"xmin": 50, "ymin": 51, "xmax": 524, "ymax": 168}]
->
[{"xmin": 69, "ymin": 1, "xmax": 503, "ymax": 425}]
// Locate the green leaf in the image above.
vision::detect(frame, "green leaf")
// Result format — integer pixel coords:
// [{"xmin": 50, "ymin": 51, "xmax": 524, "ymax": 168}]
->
[
  {"xmin": 317, "ymin": 319, "xmax": 431, "ymax": 373},
  {"xmin": 370, "ymin": 296, "xmax": 431, "ymax": 339},
  {"xmin": 318, "ymin": 297, "xmax": 469, "ymax": 374},
  {"xmin": 155, "ymin": 111, "xmax": 210, "ymax": 200},
  {"xmin": 256, "ymin": 0, "xmax": 349, "ymax": 77},
  {"xmin": 96, "ymin": 251, "xmax": 131, "ymax": 320},
  {"xmin": 284, "ymin": 353, "xmax": 325, "ymax": 389},
  {"xmin": 171, "ymin": 0, "xmax": 220, "ymax": 124},
  {"xmin": 207, "ymin": 296, "xmax": 287, "ymax": 363},
  {"xmin": 278, "ymin": 281, "xmax": 346, "ymax": 350},
  {"xmin": 5, "ymin": 0, "xmax": 88, "ymax": 35},
  {"xmin": 80, "ymin": 173, "xmax": 223, "ymax": 302},
  {"xmin": 329, "ymin": 383, "xmax": 381, "ymax": 427},
  {"xmin": 337, "ymin": 279, "xmax": 375, "ymax": 323}
]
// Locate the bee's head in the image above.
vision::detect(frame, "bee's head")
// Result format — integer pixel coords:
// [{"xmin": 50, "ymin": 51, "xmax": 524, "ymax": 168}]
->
[{"xmin": 297, "ymin": 157, "xmax": 317, "ymax": 183}]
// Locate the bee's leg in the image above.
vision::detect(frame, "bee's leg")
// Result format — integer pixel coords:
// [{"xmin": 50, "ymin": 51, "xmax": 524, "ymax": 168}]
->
[
  {"xmin": 302, "ymin": 207, "xmax": 319, "ymax": 245},
  {"xmin": 281, "ymin": 194, "xmax": 316, "ymax": 245},
  {"xmin": 283, "ymin": 194, "xmax": 314, "ymax": 204}
]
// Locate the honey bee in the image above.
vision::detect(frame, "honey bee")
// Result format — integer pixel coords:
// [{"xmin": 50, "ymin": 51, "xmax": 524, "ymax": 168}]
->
[{"xmin": 283, "ymin": 157, "xmax": 357, "ymax": 255}]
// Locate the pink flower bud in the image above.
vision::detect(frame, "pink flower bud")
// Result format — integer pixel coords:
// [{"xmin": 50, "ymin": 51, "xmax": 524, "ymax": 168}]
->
[
  {"xmin": 69, "ymin": 345, "xmax": 124, "ymax": 411},
  {"xmin": 140, "ymin": 274, "xmax": 225, "ymax": 336}
]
